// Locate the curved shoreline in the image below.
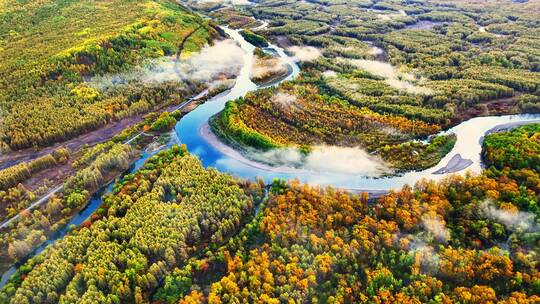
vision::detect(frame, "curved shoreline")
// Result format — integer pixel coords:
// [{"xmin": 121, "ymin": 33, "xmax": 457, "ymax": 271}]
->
[
  {"xmin": 176, "ymin": 27, "xmax": 540, "ymax": 192},
  {"xmin": 484, "ymin": 120, "xmax": 540, "ymax": 136},
  {"xmin": 201, "ymin": 119, "xmax": 539, "ymax": 179},
  {"xmin": 251, "ymin": 63, "xmax": 293, "ymax": 87},
  {"xmin": 200, "ymin": 123, "xmax": 390, "ymax": 199},
  {"xmin": 199, "ymin": 122, "xmax": 301, "ymax": 174},
  {"xmin": 2, "ymin": 18, "xmax": 540, "ymax": 293},
  {"xmin": 432, "ymin": 154, "xmax": 473, "ymax": 174}
]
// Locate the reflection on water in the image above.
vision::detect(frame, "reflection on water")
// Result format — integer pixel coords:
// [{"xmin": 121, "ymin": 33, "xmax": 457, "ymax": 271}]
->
[
  {"xmin": 175, "ymin": 29, "xmax": 540, "ymax": 191},
  {"xmin": 2, "ymin": 25, "xmax": 539, "ymax": 289},
  {"xmin": 183, "ymin": 113, "xmax": 540, "ymax": 191},
  {"xmin": 0, "ymin": 133, "xmax": 174, "ymax": 288}
]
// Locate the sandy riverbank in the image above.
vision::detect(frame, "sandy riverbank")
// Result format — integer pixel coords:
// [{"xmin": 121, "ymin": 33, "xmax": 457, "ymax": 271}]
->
[
  {"xmin": 200, "ymin": 122, "xmax": 300, "ymax": 174},
  {"xmin": 200, "ymin": 123, "xmax": 389, "ymax": 197},
  {"xmin": 484, "ymin": 120, "xmax": 540, "ymax": 136},
  {"xmin": 432, "ymin": 154, "xmax": 473, "ymax": 174}
]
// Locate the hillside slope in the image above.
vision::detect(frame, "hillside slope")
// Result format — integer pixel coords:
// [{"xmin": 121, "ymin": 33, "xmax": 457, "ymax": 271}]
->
[{"xmin": 0, "ymin": 0, "xmax": 220, "ymax": 151}]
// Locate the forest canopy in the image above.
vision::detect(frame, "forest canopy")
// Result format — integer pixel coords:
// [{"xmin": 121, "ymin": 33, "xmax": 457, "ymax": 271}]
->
[
  {"xmin": 1, "ymin": 0, "xmax": 540, "ymax": 303},
  {"xmin": 4, "ymin": 123, "xmax": 538, "ymax": 302},
  {"xmin": 0, "ymin": 0, "xmax": 220, "ymax": 151}
]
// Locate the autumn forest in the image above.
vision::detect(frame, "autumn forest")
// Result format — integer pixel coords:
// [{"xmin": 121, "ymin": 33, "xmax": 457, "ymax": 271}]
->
[{"xmin": 0, "ymin": 0, "xmax": 539, "ymax": 303}]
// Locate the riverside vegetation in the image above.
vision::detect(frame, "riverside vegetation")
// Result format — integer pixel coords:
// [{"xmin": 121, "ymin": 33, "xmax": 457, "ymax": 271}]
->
[
  {"xmin": 0, "ymin": 0, "xmax": 221, "ymax": 151},
  {"xmin": 0, "ymin": 104, "xmax": 199, "ymax": 280},
  {"xmin": 0, "ymin": 0, "xmax": 230, "ymax": 279},
  {"xmin": 0, "ymin": 0, "xmax": 539, "ymax": 303},
  {"xmin": 209, "ymin": 0, "xmax": 540, "ymax": 172},
  {"xmin": 2, "ymin": 124, "xmax": 538, "ymax": 303}
]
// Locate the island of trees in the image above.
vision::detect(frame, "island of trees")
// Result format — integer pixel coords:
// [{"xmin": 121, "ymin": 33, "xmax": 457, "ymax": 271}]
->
[{"xmin": 0, "ymin": 0, "xmax": 539, "ymax": 303}]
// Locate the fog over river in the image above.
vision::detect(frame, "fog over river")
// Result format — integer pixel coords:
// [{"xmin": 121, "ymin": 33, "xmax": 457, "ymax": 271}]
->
[
  {"xmin": 175, "ymin": 27, "xmax": 540, "ymax": 191},
  {"xmin": 2, "ymin": 25, "xmax": 539, "ymax": 288}
]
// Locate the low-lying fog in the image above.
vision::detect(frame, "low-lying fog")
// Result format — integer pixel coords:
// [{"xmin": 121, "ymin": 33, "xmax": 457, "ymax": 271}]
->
[{"xmin": 90, "ymin": 39, "xmax": 245, "ymax": 91}]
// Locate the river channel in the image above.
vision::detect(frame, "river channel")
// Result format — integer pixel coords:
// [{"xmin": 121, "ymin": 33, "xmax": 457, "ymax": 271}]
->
[{"xmin": 2, "ymin": 25, "xmax": 539, "ymax": 288}]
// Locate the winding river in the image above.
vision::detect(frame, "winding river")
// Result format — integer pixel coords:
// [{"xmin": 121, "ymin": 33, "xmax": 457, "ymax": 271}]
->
[
  {"xmin": 1, "ymin": 25, "xmax": 539, "ymax": 288},
  {"xmin": 0, "ymin": 140, "xmax": 177, "ymax": 287},
  {"xmin": 176, "ymin": 27, "xmax": 540, "ymax": 191}
]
